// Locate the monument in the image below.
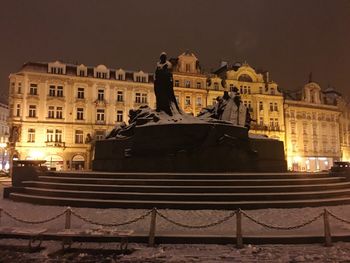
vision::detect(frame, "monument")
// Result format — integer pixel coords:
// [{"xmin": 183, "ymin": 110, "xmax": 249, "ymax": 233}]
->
[{"xmin": 93, "ymin": 53, "xmax": 286, "ymax": 172}]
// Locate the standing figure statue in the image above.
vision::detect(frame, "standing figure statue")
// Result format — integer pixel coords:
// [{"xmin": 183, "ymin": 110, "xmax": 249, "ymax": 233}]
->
[{"xmin": 154, "ymin": 52, "xmax": 181, "ymax": 116}]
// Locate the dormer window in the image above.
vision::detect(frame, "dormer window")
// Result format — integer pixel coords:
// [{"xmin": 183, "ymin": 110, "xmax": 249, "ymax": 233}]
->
[
  {"xmin": 116, "ymin": 69, "xmax": 125, "ymax": 80},
  {"xmin": 48, "ymin": 61, "xmax": 66, "ymax": 75},
  {"xmin": 76, "ymin": 64, "xmax": 87, "ymax": 77},
  {"xmin": 134, "ymin": 71, "xmax": 148, "ymax": 83},
  {"xmin": 94, "ymin": 65, "xmax": 109, "ymax": 79}
]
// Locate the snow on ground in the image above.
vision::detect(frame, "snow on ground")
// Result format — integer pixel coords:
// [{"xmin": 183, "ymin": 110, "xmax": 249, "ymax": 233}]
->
[{"xmin": 1, "ymin": 183, "xmax": 350, "ymax": 237}]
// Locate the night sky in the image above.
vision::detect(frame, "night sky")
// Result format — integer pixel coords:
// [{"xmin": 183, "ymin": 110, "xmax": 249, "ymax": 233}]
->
[{"xmin": 0, "ymin": 0, "xmax": 349, "ymax": 103}]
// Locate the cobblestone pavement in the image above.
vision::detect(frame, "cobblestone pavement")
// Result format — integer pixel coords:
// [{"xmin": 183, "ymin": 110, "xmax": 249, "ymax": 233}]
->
[{"xmin": 1, "ymin": 241, "xmax": 350, "ymax": 262}]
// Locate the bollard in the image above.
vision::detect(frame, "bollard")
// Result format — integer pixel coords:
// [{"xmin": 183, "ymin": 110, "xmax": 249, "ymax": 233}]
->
[
  {"xmin": 148, "ymin": 208, "xmax": 157, "ymax": 247},
  {"xmin": 323, "ymin": 209, "xmax": 332, "ymax": 247},
  {"xmin": 65, "ymin": 207, "xmax": 72, "ymax": 230},
  {"xmin": 236, "ymin": 209, "xmax": 243, "ymax": 249}
]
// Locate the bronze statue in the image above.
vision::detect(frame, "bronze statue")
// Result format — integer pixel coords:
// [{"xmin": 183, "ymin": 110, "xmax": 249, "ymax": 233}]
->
[{"xmin": 154, "ymin": 52, "xmax": 181, "ymax": 116}]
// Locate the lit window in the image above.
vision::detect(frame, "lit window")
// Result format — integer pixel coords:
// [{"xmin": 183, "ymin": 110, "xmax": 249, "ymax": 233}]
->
[
  {"xmin": 96, "ymin": 109, "xmax": 105, "ymax": 122},
  {"xmin": 28, "ymin": 105, "xmax": 37, "ymax": 118},
  {"xmin": 56, "ymin": 107, "xmax": 63, "ymax": 119},
  {"xmin": 185, "ymin": 96, "xmax": 191, "ymax": 106},
  {"xmin": 116, "ymin": 110, "xmax": 123, "ymax": 122},
  {"xmin": 77, "ymin": 88, "xmax": 84, "ymax": 99},
  {"xmin": 28, "ymin": 128, "xmax": 35, "ymax": 143},
  {"xmin": 49, "ymin": 85, "xmax": 56, "ymax": 96},
  {"xmin": 117, "ymin": 91, "xmax": 124, "ymax": 102},
  {"xmin": 29, "ymin": 84, "xmax": 38, "ymax": 95},
  {"xmin": 75, "ymin": 130, "xmax": 84, "ymax": 144},
  {"xmin": 97, "ymin": 89, "xmax": 104, "ymax": 101},
  {"xmin": 77, "ymin": 108, "xmax": 84, "ymax": 120},
  {"xmin": 48, "ymin": 106, "xmax": 55, "ymax": 118},
  {"xmin": 57, "ymin": 86, "xmax": 64, "ymax": 97}
]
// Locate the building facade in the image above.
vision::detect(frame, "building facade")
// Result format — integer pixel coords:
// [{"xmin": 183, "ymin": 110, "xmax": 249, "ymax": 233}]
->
[
  {"xmin": 0, "ymin": 103, "xmax": 9, "ymax": 170},
  {"xmin": 284, "ymin": 82, "xmax": 341, "ymax": 171},
  {"xmin": 8, "ymin": 52, "xmax": 349, "ymax": 172}
]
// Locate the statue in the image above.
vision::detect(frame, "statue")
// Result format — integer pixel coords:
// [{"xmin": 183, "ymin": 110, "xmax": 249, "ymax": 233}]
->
[{"xmin": 154, "ymin": 52, "xmax": 181, "ymax": 116}]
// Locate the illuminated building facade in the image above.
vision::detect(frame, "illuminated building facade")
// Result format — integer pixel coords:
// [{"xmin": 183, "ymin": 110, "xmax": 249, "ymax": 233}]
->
[
  {"xmin": 284, "ymin": 82, "xmax": 341, "ymax": 171},
  {"xmin": 0, "ymin": 103, "xmax": 9, "ymax": 170}
]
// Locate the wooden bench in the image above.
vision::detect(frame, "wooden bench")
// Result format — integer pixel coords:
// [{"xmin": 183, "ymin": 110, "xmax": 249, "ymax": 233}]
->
[
  {"xmin": 55, "ymin": 229, "xmax": 134, "ymax": 252},
  {"xmin": 0, "ymin": 227, "xmax": 47, "ymax": 250}
]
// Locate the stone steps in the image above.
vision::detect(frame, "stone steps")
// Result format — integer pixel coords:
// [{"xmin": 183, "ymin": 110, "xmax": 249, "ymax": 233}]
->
[
  {"xmin": 7, "ymin": 171, "xmax": 350, "ymax": 209},
  {"xmin": 36, "ymin": 175, "xmax": 345, "ymax": 186},
  {"xmin": 21, "ymin": 187, "xmax": 350, "ymax": 202},
  {"xmin": 10, "ymin": 192, "xmax": 350, "ymax": 209},
  {"xmin": 21, "ymin": 181, "xmax": 350, "ymax": 193}
]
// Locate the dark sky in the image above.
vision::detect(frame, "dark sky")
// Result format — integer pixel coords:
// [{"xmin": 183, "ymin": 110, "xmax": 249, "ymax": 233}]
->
[{"xmin": 1, "ymin": 0, "xmax": 349, "ymax": 103}]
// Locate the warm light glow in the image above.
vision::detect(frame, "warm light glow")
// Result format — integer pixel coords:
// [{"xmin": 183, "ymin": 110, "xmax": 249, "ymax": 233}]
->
[
  {"xmin": 29, "ymin": 150, "xmax": 45, "ymax": 160},
  {"xmin": 293, "ymin": 156, "xmax": 301, "ymax": 163},
  {"xmin": 0, "ymin": 143, "xmax": 7, "ymax": 148}
]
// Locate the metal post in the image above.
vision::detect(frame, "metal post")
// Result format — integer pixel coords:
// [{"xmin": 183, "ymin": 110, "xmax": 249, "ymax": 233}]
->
[
  {"xmin": 148, "ymin": 208, "xmax": 157, "ymax": 247},
  {"xmin": 323, "ymin": 209, "xmax": 332, "ymax": 247},
  {"xmin": 236, "ymin": 209, "xmax": 243, "ymax": 249},
  {"xmin": 65, "ymin": 207, "xmax": 72, "ymax": 229}
]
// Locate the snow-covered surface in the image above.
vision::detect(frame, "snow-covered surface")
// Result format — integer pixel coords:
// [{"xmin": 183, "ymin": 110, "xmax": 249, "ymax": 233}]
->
[
  {"xmin": 2, "ymin": 182, "xmax": 350, "ymax": 261},
  {"xmin": 1, "ymin": 183, "xmax": 350, "ymax": 237}
]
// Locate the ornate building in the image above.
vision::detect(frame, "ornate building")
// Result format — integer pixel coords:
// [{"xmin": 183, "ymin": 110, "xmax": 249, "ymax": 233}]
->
[
  {"xmin": 0, "ymin": 103, "xmax": 9, "ymax": 170},
  {"xmin": 284, "ymin": 81, "xmax": 341, "ymax": 171},
  {"xmin": 213, "ymin": 62, "xmax": 285, "ymax": 143}
]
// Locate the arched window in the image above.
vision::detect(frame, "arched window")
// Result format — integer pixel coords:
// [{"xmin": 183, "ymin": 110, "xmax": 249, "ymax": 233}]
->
[{"xmin": 238, "ymin": 74, "xmax": 253, "ymax": 82}]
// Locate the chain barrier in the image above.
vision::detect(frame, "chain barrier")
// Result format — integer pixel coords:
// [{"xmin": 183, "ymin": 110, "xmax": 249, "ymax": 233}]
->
[
  {"xmin": 1, "ymin": 209, "xmax": 66, "ymax": 224},
  {"xmin": 70, "ymin": 209, "xmax": 153, "ymax": 227},
  {"xmin": 156, "ymin": 210, "xmax": 236, "ymax": 229},
  {"xmin": 327, "ymin": 210, "xmax": 350, "ymax": 224},
  {"xmin": 241, "ymin": 210, "xmax": 324, "ymax": 230}
]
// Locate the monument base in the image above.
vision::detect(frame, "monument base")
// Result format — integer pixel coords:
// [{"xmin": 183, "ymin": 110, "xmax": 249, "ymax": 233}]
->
[{"xmin": 93, "ymin": 123, "xmax": 286, "ymax": 172}]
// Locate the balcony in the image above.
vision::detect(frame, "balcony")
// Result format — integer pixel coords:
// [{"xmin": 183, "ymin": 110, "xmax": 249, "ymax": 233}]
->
[
  {"xmin": 47, "ymin": 95, "xmax": 65, "ymax": 101},
  {"xmin": 45, "ymin": 141, "xmax": 65, "ymax": 148},
  {"xmin": 95, "ymin": 120, "xmax": 106, "ymax": 125},
  {"xmin": 94, "ymin": 99, "xmax": 107, "ymax": 107}
]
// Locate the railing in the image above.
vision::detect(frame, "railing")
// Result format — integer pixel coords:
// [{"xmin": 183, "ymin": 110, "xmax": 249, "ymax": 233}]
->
[
  {"xmin": 45, "ymin": 141, "xmax": 65, "ymax": 148},
  {"xmin": 0, "ymin": 207, "xmax": 346, "ymax": 247}
]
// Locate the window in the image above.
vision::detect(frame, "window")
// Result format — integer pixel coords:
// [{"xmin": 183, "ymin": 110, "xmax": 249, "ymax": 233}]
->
[
  {"xmin": 95, "ymin": 130, "xmax": 105, "ymax": 140},
  {"xmin": 29, "ymin": 84, "xmax": 38, "ymax": 95},
  {"xmin": 28, "ymin": 105, "xmax": 36, "ymax": 118},
  {"xmin": 259, "ymin": 117, "xmax": 264, "ymax": 126},
  {"xmin": 244, "ymin": 86, "xmax": 247, "ymax": 94},
  {"xmin": 57, "ymin": 86, "xmax": 63, "ymax": 97},
  {"xmin": 186, "ymin": 64, "xmax": 191, "ymax": 72},
  {"xmin": 48, "ymin": 106, "xmax": 55, "ymax": 118},
  {"xmin": 185, "ymin": 80, "xmax": 191, "ymax": 88},
  {"xmin": 117, "ymin": 91, "xmax": 124, "ymax": 102},
  {"xmin": 28, "ymin": 128, "xmax": 35, "ymax": 143},
  {"xmin": 270, "ymin": 88, "xmax": 275, "ymax": 95},
  {"xmin": 49, "ymin": 85, "xmax": 55, "ymax": 96},
  {"xmin": 96, "ymin": 72, "xmax": 107, "ymax": 79},
  {"xmin": 56, "ymin": 107, "xmax": 63, "ymax": 119},
  {"xmin": 196, "ymin": 97, "xmax": 202, "ymax": 106},
  {"xmin": 79, "ymin": 70, "xmax": 85, "ymax": 77},
  {"xmin": 141, "ymin": 93, "xmax": 147, "ymax": 103},
  {"xmin": 274, "ymin": 103, "xmax": 278, "ymax": 111},
  {"xmin": 214, "ymin": 82, "xmax": 219, "ymax": 90},
  {"xmin": 270, "ymin": 118, "xmax": 274, "ymax": 127},
  {"xmin": 77, "ymin": 88, "xmax": 84, "ymax": 99},
  {"xmin": 259, "ymin": 87, "xmax": 263, "ymax": 94},
  {"xmin": 117, "ymin": 74, "xmax": 124, "ymax": 80},
  {"xmin": 55, "ymin": 129, "xmax": 62, "ymax": 142},
  {"xmin": 51, "ymin": 67, "xmax": 63, "ymax": 74},
  {"xmin": 16, "ymin": 104, "xmax": 20, "ymax": 117},
  {"xmin": 259, "ymin": 102, "xmax": 263, "ymax": 111},
  {"xmin": 47, "ymin": 129, "xmax": 54, "ymax": 142},
  {"xmin": 116, "ymin": 110, "xmax": 123, "ymax": 122},
  {"xmin": 97, "ymin": 89, "xmax": 104, "ymax": 101},
  {"xmin": 135, "ymin": 76, "xmax": 147, "ymax": 83},
  {"xmin": 17, "ymin": 82, "xmax": 22, "ymax": 94},
  {"xmin": 75, "ymin": 130, "xmax": 84, "ymax": 144},
  {"xmin": 174, "ymin": 80, "xmax": 180, "ymax": 87},
  {"xmin": 77, "ymin": 108, "xmax": 84, "ymax": 120},
  {"xmin": 135, "ymin": 93, "xmax": 147, "ymax": 103},
  {"xmin": 274, "ymin": 118, "xmax": 279, "ymax": 128},
  {"xmin": 196, "ymin": 82, "xmax": 201, "ymax": 89},
  {"xmin": 185, "ymin": 96, "xmax": 191, "ymax": 106},
  {"xmin": 96, "ymin": 109, "xmax": 105, "ymax": 122},
  {"xmin": 247, "ymin": 86, "xmax": 251, "ymax": 94},
  {"xmin": 269, "ymin": 103, "xmax": 273, "ymax": 111}
]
